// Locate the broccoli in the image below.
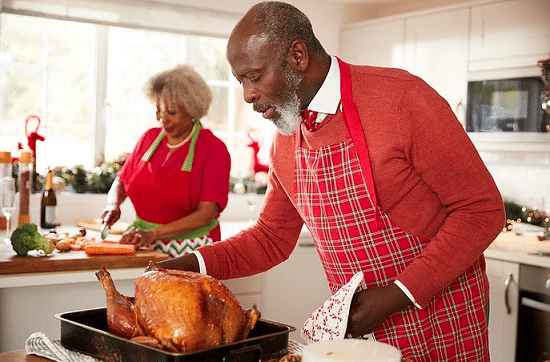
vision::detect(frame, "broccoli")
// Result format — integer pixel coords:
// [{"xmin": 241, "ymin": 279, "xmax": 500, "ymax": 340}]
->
[{"xmin": 10, "ymin": 223, "xmax": 55, "ymax": 256}]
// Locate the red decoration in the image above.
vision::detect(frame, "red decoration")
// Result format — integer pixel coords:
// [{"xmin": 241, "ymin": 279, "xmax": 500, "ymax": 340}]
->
[
  {"xmin": 25, "ymin": 115, "xmax": 45, "ymax": 161},
  {"xmin": 246, "ymin": 128, "xmax": 269, "ymax": 174}
]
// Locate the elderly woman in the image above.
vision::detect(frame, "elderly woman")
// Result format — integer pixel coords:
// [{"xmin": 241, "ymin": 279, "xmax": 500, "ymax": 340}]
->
[{"xmin": 101, "ymin": 65, "xmax": 231, "ymax": 258}]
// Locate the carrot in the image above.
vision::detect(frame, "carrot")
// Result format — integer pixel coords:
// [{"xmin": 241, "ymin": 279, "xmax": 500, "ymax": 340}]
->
[{"xmin": 84, "ymin": 242, "xmax": 136, "ymax": 255}]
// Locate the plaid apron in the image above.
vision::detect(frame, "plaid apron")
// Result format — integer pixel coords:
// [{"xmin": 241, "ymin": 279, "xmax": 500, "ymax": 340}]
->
[{"xmin": 292, "ymin": 58, "xmax": 489, "ymax": 361}]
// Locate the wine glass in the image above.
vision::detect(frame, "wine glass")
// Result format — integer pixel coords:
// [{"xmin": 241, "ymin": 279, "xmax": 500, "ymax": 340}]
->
[{"xmin": 1, "ymin": 177, "xmax": 16, "ymax": 244}]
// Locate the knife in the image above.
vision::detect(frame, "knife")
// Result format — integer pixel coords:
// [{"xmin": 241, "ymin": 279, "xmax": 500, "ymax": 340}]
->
[{"xmin": 100, "ymin": 220, "xmax": 109, "ymax": 240}]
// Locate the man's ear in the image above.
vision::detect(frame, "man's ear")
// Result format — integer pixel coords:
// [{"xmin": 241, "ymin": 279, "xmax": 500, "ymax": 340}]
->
[{"xmin": 287, "ymin": 40, "xmax": 309, "ymax": 72}]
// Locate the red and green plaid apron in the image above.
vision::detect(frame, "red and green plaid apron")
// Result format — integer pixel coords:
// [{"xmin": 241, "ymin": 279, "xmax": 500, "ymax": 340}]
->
[{"xmin": 292, "ymin": 58, "xmax": 489, "ymax": 361}]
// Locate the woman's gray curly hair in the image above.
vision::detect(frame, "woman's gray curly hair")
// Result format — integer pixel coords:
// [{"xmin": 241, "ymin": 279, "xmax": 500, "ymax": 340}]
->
[{"xmin": 144, "ymin": 65, "xmax": 212, "ymax": 120}]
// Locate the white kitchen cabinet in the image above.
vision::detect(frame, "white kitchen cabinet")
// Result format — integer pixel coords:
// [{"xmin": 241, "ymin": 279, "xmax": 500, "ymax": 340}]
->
[
  {"xmin": 485, "ymin": 257, "xmax": 519, "ymax": 362},
  {"xmin": 222, "ymin": 275, "xmax": 262, "ymax": 310},
  {"xmin": 340, "ymin": 17, "xmax": 405, "ymax": 68},
  {"xmin": 469, "ymin": 0, "xmax": 550, "ymax": 75},
  {"xmin": 260, "ymin": 233, "xmax": 331, "ymax": 344},
  {"xmin": 403, "ymin": 8, "xmax": 469, "ymax": 125},
  {"xmin": 0, "ymin": 269, "xmax": 138, "ymax": 353},
  {"xmin": 340, "ymin": 7, "xmax": 469, "ymax": 125}
]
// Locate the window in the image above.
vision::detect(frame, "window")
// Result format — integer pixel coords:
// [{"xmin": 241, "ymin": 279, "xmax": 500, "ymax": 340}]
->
[{"xmin": 0, "ymin": 12, "xmax": 274, "ymax": 178}]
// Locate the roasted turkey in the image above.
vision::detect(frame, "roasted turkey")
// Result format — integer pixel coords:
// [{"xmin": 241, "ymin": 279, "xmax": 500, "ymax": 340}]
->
[{"xmin": 96, "ymin": 264, "xmax": 261, "ymax": 353}]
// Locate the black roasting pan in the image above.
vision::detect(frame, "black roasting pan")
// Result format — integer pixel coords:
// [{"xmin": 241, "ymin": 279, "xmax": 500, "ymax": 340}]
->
[{"xmin": 55, "ymin": 308, "xmax": 295, "ymax": 362}]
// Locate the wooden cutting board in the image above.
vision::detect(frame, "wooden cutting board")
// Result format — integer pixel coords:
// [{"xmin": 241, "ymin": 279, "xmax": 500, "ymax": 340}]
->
[
  {"xmin": 0, "ymin": 248, "xmax": 168, "ymax": 274},
  {"xmin": 75, "ymin": 219, "xmax": 130, "ymax": 234}
]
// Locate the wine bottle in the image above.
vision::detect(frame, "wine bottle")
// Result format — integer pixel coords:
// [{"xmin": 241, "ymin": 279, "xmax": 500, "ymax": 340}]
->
[{"xmin": 40, "ymin": 170, "xmax": 58, "ymax": 229}]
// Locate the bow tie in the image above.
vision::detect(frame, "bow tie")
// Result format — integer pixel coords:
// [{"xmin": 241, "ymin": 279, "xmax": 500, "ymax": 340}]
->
[{"xmin": 300, "ymin": 109, "xmax": 320, "ymax": 132}]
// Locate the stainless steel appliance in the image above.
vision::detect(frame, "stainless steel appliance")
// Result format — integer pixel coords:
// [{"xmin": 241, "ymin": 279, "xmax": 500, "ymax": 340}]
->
[
  {"xmin": 466, "ymin": 77, "xmax": 550, "ymax": 133},
  {"xmin": 515, "ymin": 264, "xmax": 550, "ymax": 361}
]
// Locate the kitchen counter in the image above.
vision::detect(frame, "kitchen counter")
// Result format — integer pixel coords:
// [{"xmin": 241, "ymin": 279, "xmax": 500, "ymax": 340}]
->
[
  {"xmin": 0, "ymin": 247, "xmax": 168, "ymax": 275},
  {"xmin": 0, "ymin": 227, "xmax": 168, "ymax": 290},
  {"xmin": 484, "ymin": 231, "xmax": 550, "ymax": 268},
  {"xmin": 0, "ymin": 227, "xmax": 169, "ymax": 352},
  {"xmin": 0, "ymin": 222, "xmax": 262, "ymax": 353}
]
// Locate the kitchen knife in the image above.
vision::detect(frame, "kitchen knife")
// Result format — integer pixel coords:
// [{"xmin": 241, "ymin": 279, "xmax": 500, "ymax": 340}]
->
[{"xmin": 100, "ymin": 221, "xmax": 109, "ymax": 240}]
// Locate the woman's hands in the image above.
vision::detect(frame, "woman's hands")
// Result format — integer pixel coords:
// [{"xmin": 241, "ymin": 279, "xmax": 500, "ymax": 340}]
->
[
  {"xmin": 345, "ymin": 283, "xmax": 412, "ymax": 338},
  {"xmin": 101, "ymin": 177, "xmax": 127, "ymax": 226},
  {"xmin": 118, "ymin": 202, "xmax": 218, "ymax": 249},
  {"xmin": 120, "ymin": 228, "xmax": 158, "ymax": 248},
  {"xmin": 100, "ymin": 204, "xmax": 121, "ymax": 227}
]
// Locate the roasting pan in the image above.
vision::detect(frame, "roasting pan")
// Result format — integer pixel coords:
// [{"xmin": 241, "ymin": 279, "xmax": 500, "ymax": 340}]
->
[{"xmin": 55, "ymin": 308, "xmax": 295, "ymax": 362}]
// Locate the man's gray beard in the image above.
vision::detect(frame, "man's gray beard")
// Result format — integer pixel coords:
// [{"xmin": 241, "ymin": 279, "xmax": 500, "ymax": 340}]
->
[
  {"xmin": 271, "ymin": 65, "xmax": 302, "ymax": 136},
  {"xmin": 272, "ymin": 93, "xmax": 301, "ymax": 136}
]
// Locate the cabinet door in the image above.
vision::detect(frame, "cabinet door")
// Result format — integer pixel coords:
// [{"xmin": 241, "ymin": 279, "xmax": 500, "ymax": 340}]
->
[
  {"xmin": 403, "ymin": 8, "xmax": 469, "ymax": 125},
  {"xmin": 485, "ymin": 258, "xmax": 519, "ymax": 362},
  {"xmin": 470, "ymin": 0, "xmax": 550, "ymax": 73},
  {"xmin": 340, "ymin": 18, "xmax": 405, "ymax": 68},
  {"xmin": 222, "ymin": 274, "xmax": 262, "ymax": 310}
]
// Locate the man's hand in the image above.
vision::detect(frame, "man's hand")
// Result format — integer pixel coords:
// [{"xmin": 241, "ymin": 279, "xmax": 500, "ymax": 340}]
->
[{"xmin": 345, "ymin": 283, "xmax": 412, "ymax": 337}]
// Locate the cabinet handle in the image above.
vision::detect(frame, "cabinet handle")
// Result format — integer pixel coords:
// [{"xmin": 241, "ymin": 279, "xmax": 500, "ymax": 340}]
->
[
  {"xmin": 504, "ymin": 272, "xmax": 513, "ymax": 315},
  {"xmin": 455, "ymin": 98, "xmax": 463, "ymax": 113}
]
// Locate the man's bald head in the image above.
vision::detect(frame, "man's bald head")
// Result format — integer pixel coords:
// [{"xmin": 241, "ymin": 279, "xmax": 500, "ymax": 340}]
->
[{"xmin": 231, "ymin": 1, "xmax": 329, "ymax": 65}]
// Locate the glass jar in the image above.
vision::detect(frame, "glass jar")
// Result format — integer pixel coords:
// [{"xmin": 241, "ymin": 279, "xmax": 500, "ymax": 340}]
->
[
  {"xmin": 0, "ymin": 151, "xmax": 12, "ymax": 179},
  {"xmin": 18, "ymin": 150, "xmax": 33, "ymax": 225}
]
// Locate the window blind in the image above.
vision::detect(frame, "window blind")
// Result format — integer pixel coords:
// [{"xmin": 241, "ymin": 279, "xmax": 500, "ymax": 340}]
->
[{"xmin": 1, "ymin": 0, "xmax": 242, "ymax": 37}]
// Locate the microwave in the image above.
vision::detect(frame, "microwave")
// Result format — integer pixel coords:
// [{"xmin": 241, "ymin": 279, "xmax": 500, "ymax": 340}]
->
[{"xmin": 466, "ymin": 77, "xmax": 550, "ymax": 133}]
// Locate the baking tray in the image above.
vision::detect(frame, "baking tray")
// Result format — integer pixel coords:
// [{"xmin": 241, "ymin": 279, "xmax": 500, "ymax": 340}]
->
[{"xmin": 56, "ymin": 308, "xmax": 296, "ymax": 362}]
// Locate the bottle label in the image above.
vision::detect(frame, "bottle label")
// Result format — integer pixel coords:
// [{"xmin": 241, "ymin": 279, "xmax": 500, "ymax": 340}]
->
[{"xmin": 45, "ymin": 206, "xmax": 56, "ymax": 225}]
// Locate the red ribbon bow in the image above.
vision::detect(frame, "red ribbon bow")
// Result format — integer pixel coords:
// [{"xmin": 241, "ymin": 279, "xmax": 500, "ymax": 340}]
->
[{"xmin": 25, "ymin": 115, "xmax": 45, "ymax": 160}]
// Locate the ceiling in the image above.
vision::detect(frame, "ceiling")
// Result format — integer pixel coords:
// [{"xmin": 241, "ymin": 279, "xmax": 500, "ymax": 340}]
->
[{"xmin": 329, "ymin": 0, "xmax": 408, "ymax": 2}]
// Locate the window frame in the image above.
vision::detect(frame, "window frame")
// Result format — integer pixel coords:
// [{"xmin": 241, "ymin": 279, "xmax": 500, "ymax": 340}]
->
[{"xmin": 1, "ymin": 9, "xmax": 274, "ymax": 177}]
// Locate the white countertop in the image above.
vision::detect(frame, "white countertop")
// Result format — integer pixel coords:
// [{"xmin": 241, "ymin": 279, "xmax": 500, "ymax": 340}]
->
[{"xmin": 484, "ymin": 231, "xmax": 550, "ymax": 268}]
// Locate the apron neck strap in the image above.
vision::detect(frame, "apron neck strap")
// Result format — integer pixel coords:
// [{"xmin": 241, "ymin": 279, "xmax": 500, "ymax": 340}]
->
[
  {"xmin": 181, "ymin": 122, "xmax": 201, "ymax": 171},
  {"xmin": 336, "ymin": 57, "xmax": 382, "ymax": 227},
  {"xmin": 141, "ymin": 121, "xmax": 202, "ymax": 172}
]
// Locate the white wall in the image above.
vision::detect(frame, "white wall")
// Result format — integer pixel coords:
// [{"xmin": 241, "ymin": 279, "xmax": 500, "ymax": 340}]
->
[
  {"xmin": 166, "ymin": 0, "xmax": 360, "ymax": 56},
  {"xmin": 480, "ymin": 151, "xmax": 550, "ymax": 212}
]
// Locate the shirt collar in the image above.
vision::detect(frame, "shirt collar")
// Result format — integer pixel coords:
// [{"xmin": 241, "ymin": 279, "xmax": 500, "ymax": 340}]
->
[{"xmin": 306, "ymin": 55, "xmax": 341, "ymax": 115}]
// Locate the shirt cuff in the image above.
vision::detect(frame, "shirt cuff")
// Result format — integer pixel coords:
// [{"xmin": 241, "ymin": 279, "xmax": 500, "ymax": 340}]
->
[
  {"xmin": 394, "ymin": 280, "xmax": 422, "ymax": 309},
  {"xmin": 193, "ymin": 250, "xmax": 207, "ymax": 275}
]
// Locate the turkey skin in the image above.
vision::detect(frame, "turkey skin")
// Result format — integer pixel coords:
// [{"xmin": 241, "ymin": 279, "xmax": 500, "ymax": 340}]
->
[{"xmin": 96, "ymin": 265, "xmax": 261, "ymax": 353}]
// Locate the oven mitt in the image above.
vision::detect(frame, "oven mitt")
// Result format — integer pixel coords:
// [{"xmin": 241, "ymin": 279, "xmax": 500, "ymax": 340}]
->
[
  {"xmin": 301, "ymin": 271, "xmax": 375, "ymax": 344},
  {"xmin": 25, "ymin": 332, "xmax": 101, "ymax": 362}
]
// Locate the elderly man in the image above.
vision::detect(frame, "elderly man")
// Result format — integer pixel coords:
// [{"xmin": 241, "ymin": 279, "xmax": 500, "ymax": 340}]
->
[{"xmin": 155, "ymin": 2, "xmax": 505, "ymax": 360}]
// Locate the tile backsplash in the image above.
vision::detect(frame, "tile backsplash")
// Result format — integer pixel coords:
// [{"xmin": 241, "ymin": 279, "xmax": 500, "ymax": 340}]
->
[{"xmin": 479, "ymin": 147, "xmax": 550, "ymax": 212}]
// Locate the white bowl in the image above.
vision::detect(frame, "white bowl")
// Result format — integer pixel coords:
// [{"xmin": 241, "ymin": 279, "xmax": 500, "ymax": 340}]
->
[{"xmin": 302, "ymin": 339, "xmax": 401, "ymax": 362}]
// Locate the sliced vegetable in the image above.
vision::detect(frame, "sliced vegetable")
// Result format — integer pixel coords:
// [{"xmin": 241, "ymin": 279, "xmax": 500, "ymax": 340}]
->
[
  {"xmin": 56, "ymin": 239, "xmax": 72, "ymax": 252},
  {"xmin": 84, "ymin": 242, "xmax": 136, "ymax": 255},
  {"xmin": 70, "ymin": 243, "xmax": 82, "ymax": 251}
]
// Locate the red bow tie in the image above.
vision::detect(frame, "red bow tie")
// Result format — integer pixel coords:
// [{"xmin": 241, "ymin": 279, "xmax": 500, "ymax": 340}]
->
[{"xmin": 300, "ymin": 109, "xmax": 320, "ymax": 132}]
